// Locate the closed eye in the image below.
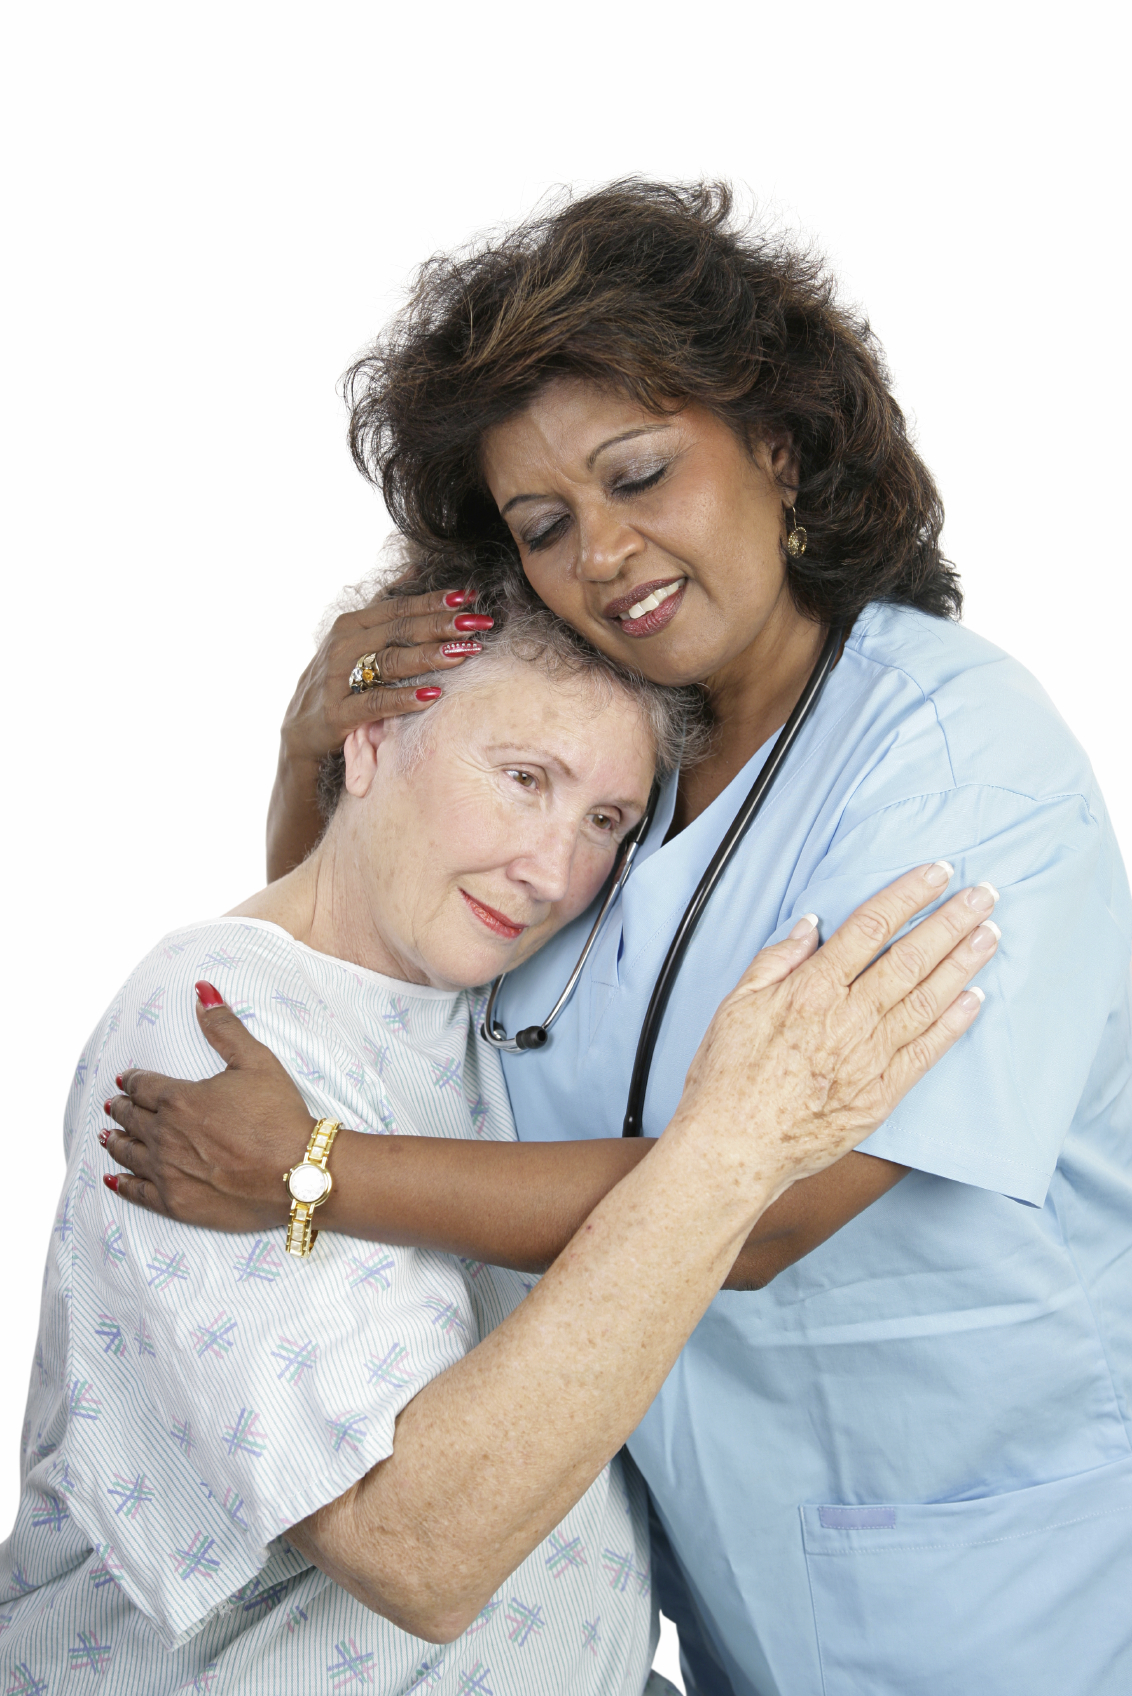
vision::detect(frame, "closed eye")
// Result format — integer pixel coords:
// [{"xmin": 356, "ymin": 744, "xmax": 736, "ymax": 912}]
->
[
  {"xmin": 524, "ymin": 515, "xmax": 569, "ymax": 553},
  {"xmin": 612, "ymin": 463, "xmax": 668, "ymax": 498},
  {"xmin": 521, "ymin": 463, "xmax": 669, "ymax": 552}
]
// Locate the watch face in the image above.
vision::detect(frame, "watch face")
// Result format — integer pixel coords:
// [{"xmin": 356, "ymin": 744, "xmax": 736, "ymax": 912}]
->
[{"xmin": 289, "ymin": 1162, "xmax": 330, "ymax": 1204}]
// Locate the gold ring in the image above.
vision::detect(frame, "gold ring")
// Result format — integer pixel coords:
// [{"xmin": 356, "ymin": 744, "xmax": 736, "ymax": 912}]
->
[{"xmin": 349, "ymin": 651, "xmax": 384, "ymax": 693}]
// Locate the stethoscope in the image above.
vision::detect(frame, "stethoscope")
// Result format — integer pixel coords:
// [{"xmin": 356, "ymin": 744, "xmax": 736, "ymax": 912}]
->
[{"xmin": 482, "ymin": 622, "xmax": 844, "ymax": 1137}]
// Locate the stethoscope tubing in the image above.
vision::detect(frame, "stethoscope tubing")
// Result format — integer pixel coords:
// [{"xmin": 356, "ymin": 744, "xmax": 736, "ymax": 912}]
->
[
  {"xmin": 481, "ymin": 622, "xmax": 844, "ymax": 1127},
  {"xmin": 621, "ymin": 623, "xmax": 844, "ymax": 1136},
  {"xmin": 481, "ymin": 779, "xmax": 661, "ymax": 1054}
]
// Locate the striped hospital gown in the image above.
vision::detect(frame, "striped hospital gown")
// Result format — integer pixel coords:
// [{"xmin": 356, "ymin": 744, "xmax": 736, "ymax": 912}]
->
[{"xmin": 1, "ymin": 917, "xmax": 656, "ymax": 1694}]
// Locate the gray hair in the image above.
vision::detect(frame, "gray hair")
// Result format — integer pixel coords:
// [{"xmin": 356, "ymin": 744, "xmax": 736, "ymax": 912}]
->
[{"xmin": 316, "ymin": 540, "xmax": 710, "ymax": 823}]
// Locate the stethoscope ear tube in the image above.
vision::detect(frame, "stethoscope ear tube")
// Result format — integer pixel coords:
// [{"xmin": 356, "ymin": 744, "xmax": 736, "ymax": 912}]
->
[{"xmin": 621, "ymin": 624, "xmax": 844, "ymax": 1137}]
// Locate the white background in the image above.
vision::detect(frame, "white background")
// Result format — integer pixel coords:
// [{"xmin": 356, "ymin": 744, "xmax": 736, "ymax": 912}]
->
[{"xmin": 2, "ymin": 3, "xmax": 1128, "ymax": 1686}]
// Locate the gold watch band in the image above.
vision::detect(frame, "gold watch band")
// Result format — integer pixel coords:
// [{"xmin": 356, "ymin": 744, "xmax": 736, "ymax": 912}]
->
[
  {"xmin": 285, "ymin": 1199, "xmax": 318, "ymax": 1259},
  {"xmin": 285, "ymin": 1118, "xmax": 341, "ymax": 1260}
]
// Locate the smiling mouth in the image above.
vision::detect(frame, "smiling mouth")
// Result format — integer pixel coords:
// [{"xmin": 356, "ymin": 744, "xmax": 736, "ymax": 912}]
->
[
  {"xmin": 603, "ymin": 577, "xmax": 686, "ymax": 637},
  {"xmin": 460, "ymin": 889, "xmax": 528, "ymax": 941}
]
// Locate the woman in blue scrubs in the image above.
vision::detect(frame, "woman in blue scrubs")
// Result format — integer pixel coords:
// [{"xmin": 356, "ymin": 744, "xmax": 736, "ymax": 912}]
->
[{"xmin": 109, "ymin": 183, "xmax": 1132, "ymax": 1694}]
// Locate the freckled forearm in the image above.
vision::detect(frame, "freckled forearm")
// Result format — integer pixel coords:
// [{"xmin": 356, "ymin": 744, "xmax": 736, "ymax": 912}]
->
[{"xmin": 291, "ymin": 1119, "xmax": 765, "ymax": 1636}]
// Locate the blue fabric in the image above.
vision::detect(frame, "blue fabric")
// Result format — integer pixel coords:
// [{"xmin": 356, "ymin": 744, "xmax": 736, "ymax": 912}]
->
[
  {"xmin": 499, "ymin": 605, "xmax": 1132, "ymax": 1696},
  {"xmin": 644, "ymin": 1487, "xmax": 735, "ymax": 1696}
]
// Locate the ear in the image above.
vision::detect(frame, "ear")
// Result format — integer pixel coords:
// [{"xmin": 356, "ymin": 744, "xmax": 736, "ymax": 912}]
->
[
  {"xmin": 755, "ymin": 432, "xmax": 800, "ymax": 501},
  {"xmin": 342, "ymin": 720, "xmax": 394, "ymax": 799}
]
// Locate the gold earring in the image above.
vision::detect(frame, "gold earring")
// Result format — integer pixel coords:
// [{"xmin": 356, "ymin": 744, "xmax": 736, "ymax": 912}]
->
[{"xmin": 785, "ymin": 507, "xmax": 807, "ymax": 558}]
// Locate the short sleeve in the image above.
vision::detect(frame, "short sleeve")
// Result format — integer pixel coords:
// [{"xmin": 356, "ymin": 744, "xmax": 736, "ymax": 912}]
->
[
  {"xmin": 773, "ymin": 783, "xmax": 1131, "ymax": 1205},
  {"xmin": 58, "ymin": 925, "xmax": 482, "ymax": 1646}
]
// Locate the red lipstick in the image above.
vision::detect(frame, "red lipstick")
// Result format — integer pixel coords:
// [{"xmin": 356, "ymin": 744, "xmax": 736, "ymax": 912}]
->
[{"xmin": 460, "ymin": 889, "xmax": 528, "ymax": 940}]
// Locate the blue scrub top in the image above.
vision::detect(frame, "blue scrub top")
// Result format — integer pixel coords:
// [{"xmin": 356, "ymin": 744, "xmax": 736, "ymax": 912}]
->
[{"xmin": 498, "ymin": 605, "xmax": 1132, "ymax": 1696}]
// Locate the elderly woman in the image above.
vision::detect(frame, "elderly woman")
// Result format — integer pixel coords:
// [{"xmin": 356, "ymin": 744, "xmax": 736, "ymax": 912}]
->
[
  {"xmin": 102, "ymin": 180, "xmax": 1132, "ymax": 1696},
  {"xmin": 2, "ymin": 592, "xmax": 987, "ymax": 1695}
]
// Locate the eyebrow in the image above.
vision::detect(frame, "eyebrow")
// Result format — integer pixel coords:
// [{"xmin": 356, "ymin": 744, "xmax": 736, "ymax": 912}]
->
[{"xmin": 498, "ymin": 424, "xmax": 674, "ymax": 518}]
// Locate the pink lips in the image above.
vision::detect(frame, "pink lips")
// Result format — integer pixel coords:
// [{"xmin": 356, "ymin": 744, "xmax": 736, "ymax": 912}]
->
[
  {"xmin": 611, "ymin": 580, "xmax": 686, "ymax": 639},
  {"xmin": 460, "ymin": 889, "xmax": 527, "ymax": 940}
]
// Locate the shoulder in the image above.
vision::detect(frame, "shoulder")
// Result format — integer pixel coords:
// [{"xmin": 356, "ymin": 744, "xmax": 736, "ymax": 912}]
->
[
  {"xmin": 71, "ymin": 917, "xmax": 304, "ymax": 1108},
  {"xmin": 111, "ymin": 916, "xmax": 301, "ymax": 1035},
  {"xmin": 842, "ymin": 604, "xmax": 1103, "ymax": 816}
]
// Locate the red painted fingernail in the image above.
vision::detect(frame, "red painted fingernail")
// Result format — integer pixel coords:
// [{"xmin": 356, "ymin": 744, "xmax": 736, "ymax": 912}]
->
[
  {"xmin": 444, "ymin": 589, "xmax": 474, "ymax": 608},
  {"xmin": 103, "ymin": 1100, "xmax": 114, "ymax": 1115},
  {"xmin": 195, "ymin": 980, "xmax": 224, "ymax": 1009},
  {"xmin": 415, "ymin": 687, "xmax": 443, "ymax": 702},
  {"xmin": 440, "ymin": 641, "xmax": 482, "ymax": 658},
  {"xmin": 103, "ymin": 1173, "xmax": 120, "ymax": 1193},
  {"xmin": 98, "ymin": 1130, "xmax": 110, "ymax": 1147},
  {"xmin": 453, "ymin": 614, "xmax": 494, "ymax": 632},
  {"xmin": 115, "ymin": 1075, "xmax": 124, "ymax": 1090}
]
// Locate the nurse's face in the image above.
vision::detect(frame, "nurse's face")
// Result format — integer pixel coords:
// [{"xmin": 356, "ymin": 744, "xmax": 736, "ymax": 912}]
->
[{"xmin": 481, "ymin": 379, "xmax": 808, "ymax": 690}]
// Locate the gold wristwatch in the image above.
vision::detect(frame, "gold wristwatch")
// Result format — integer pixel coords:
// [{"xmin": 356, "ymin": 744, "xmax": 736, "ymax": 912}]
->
[{"xmin": 284, "ymin": 1118, "xmax": 340, "ymax": 1258}]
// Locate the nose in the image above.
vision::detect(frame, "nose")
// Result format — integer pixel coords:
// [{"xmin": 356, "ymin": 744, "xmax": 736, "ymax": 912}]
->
[
  {"xmin": 576, "ymin": 499, "xmax": 642, "ymax": 584},
  {"xmin": 508, "ymin": 817, "xmax": 577, "ymax": 906}
]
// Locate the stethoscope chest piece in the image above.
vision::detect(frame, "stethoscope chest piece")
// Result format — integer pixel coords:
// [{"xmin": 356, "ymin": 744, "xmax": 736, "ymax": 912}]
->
[{"xmin": 481, "ymin": 989, "xmax": 549, "ymax": 1053}]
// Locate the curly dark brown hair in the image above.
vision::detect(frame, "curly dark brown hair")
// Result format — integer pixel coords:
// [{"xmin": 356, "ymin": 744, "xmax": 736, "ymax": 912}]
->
[{"xmin": 345, "ymin": 179, "xmax": 960, "ymax": 631}]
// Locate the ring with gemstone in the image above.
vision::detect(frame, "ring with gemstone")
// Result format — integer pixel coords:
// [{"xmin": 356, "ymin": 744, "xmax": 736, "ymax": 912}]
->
[{"xmin": 349, "ymin": 651, "xmax": 385, "ymax": 693}]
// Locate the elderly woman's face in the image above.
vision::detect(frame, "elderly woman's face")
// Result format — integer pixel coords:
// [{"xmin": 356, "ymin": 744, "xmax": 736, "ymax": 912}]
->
[
  {"xmin": 339, "ymin": 662, "xmax": 655, "ymax": 991},
  {"xmin": 481, "ymin": 379, "xmax": 801, "ymax": 689}
]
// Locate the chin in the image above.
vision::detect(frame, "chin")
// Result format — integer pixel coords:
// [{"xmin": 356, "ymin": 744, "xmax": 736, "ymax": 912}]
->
[
  {"xmin": 586, "ymin": 619, "xmax": 717, "ymax": 688},
  {"xmin": 426, "ymin": 913, "xmax": 558, "ymax": 992},
  {"xmin": 424, "ymin": 943, "xmax": 519, "ymax": 994},
  {"xmin": 609, "ymin": 645, "xmax": 711, "ymax": 691}
]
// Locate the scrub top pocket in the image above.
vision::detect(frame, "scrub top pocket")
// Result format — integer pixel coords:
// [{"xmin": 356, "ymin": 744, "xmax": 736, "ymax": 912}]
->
[{"xmin": 801, "ymin": 1453, "xmax": 1132, "ymax": 1696}]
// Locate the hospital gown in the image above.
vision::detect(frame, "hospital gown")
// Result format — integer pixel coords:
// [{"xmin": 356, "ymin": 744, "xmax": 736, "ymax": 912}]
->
[{"xmin": 1, "ymin": 918, "xmax": 655, "ymax": 1694}]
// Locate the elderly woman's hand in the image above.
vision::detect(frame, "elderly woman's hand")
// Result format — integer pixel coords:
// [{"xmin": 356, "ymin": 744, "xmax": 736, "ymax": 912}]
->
[
  {"xmin": 268, "ymin": 585, "xmax": 492, "ymax": 877},
  {"xmin": 100, "ymin": 983, "xmax": 316, "ymax": 1231},
  {"xmin": 670, "ymin": 861, "xmax": 996, "ymax": 1201}
]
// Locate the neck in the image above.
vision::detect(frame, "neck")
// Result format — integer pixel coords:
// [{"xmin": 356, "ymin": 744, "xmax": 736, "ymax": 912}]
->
[
  {"xmin": 672, "ymin": 589, "xmax": 825, "ymax": 834},
  {"xmin": 230, "ymin": 824, "xmax": 426, "ymax": 985}
]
